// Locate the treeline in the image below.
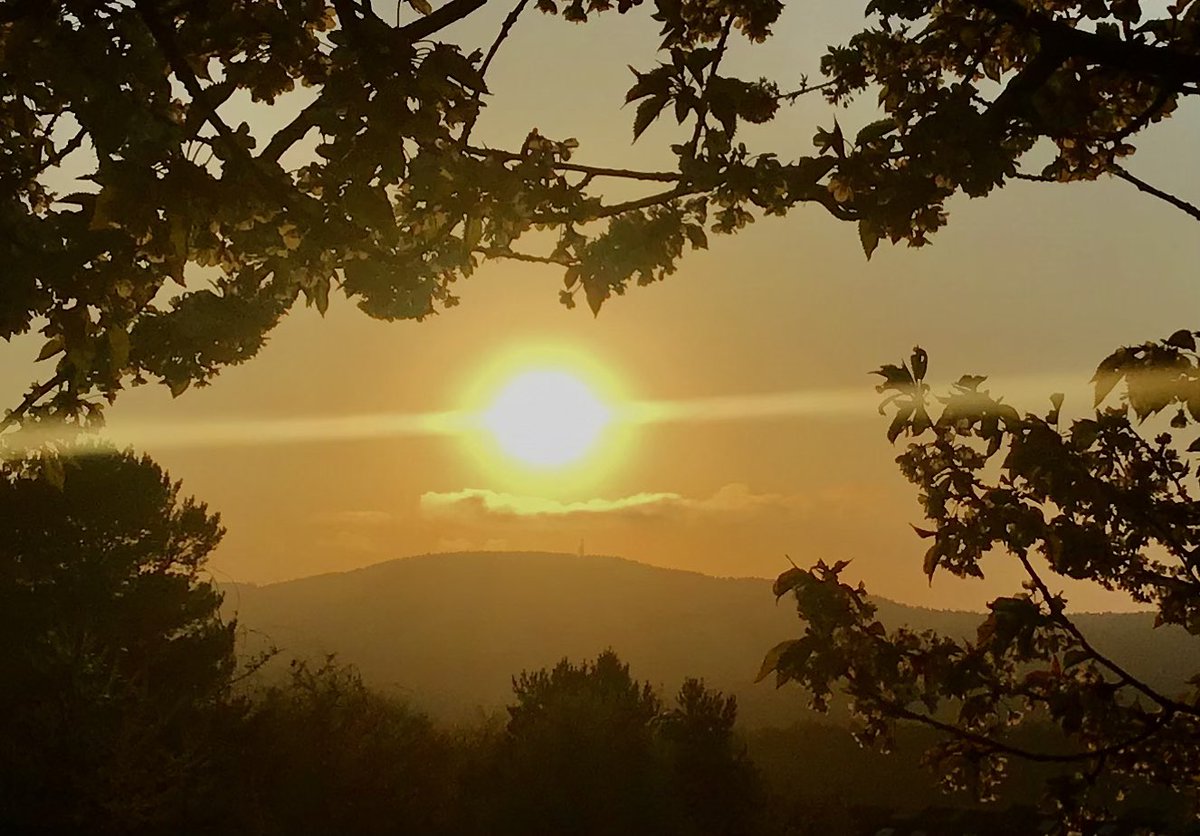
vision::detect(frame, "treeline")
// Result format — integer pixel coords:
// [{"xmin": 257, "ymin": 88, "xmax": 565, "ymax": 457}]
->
[
  {"xmin": 0, "ymin": 452, "xmax": 1189, "ymax": 835},
  {"xmin": 2, "ymin": 636, "xmax": 765, "ymax": 835}
]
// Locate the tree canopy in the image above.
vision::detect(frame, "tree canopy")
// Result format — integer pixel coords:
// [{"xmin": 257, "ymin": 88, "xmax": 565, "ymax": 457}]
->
[
  {"xmin": 492, "ymin": 650, "xmax": 764, "ymax": 836},
  {"xmin": 0, "ymin": 449, "xmax": 237, "ymax": 833},
  {"xmin": 760, "ymin": 339, "xmax": 1200, "ymax": 827},
  {"xmin": 2, "ymin": 0, "xmax": 1197, "ymax": 431}
]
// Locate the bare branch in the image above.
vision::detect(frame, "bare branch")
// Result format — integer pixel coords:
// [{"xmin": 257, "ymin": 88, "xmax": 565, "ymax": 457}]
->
[
  {"xmin": 459, "ymin": 0, "xmax": 530, "ymax": 145},
  {"xmin": 1111, "ymin": 164, "xmax": 1200, "ymax": 221},
  {"xmin": 30, "ymin": 127, "xmax": 85, "ymax": 178},
  {"xmin": 261, "ymin": 97, "xmax": 325, "ymax": 163},
  {"xmin": 463, "ymin": 145, "xmax": 680, "ymax": 182},
  {"xmin": 474, "ymin": 247, "xmax": 571, "ymax": 265}
]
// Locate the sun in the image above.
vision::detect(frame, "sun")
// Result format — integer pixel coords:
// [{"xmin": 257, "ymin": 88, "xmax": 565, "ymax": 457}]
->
[{"xmin": 481, "ymin": 370, "xmax": 612, "ymax": 468}]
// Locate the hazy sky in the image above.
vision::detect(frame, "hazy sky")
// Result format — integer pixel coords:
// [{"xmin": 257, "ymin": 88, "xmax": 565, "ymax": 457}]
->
[{"xmin": 4, "ymin": 2, "xmax": 1198, "ymax": 611}]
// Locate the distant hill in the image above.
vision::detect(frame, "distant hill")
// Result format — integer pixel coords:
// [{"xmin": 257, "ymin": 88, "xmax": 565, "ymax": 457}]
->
[{"xmin": 223, "ymin": 551, "xmax": 1198, "ymax": 728}]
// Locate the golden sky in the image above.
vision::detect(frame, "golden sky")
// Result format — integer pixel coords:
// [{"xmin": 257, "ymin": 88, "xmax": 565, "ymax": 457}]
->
[{"xmin": 3, "ymin": 3, "xmax": 1198, "ymax": 611}]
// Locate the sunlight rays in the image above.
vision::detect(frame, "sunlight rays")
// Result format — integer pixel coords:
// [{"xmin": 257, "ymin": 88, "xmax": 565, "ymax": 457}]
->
[{"xmin": 0, "ymin": 371, "xmax": 1090, "ymax": 463}]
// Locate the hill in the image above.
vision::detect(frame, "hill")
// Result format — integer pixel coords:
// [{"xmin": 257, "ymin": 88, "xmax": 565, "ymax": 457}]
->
[{"xmin": 223, "ymin": 551, "xmax": 1197, "ymax": 728}]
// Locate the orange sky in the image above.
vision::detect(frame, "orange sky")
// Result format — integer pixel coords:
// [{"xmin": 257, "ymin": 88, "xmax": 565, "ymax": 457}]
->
[{"xmin": 3, "ymin": 3, "xmax": 1198, "ymax": 611}]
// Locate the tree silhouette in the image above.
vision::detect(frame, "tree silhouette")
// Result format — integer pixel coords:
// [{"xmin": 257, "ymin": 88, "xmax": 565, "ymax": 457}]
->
[
  {"xmin": 0, "ymin": 449, "xmax": 236, "ymax": 834},
  {"xmin": 494, "ymin": 650, "xmax": 667, "ymax": 835},
  {"xmin": 235, "ymin": 657, "xmax": 461, "ymax": 836},
  {"xmin": 760, "ymin": 341, "xmax": 1200, "ymax": 829},
  {"xmin": 3, "ymin": 0, "xmax": 1197, "ymax": 430},
  {"xmin": 659, "ymin": 678, "xmax": 763, "ymax": 836},
  {"xmin": 489, "ymin": 651, "xmax": 767, "ymax": 835}
]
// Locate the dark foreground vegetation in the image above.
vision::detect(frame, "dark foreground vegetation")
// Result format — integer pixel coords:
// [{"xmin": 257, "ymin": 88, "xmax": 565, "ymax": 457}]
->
[{"xmin": 2, "ymin": 450, "xmax": 1196, "ymax": 836}]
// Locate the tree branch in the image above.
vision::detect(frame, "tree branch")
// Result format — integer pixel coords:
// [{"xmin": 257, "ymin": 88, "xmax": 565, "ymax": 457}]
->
[
  {"xmin": 459, "ymin": 0, "xmax": 530, "ymax": 145},
  {"xmin": 0, "ymin": 373, "xmax": 66, "ymax": 435},
  {"xmin": 1014, "ymin": 550, "xmax": 1200, "ymax": 719},
  {"xmin": 1110, "ymin": 164, "xmax": 1200, "ymax": 221},
  {"xmin": 260, "ymin": 96, "xmax": 325, "ymax": 163},
  {"xmin": 474, "ymin": 246, "xmax": 571, "ymax": 265},
  {"xmin": 463, "ymin": 145, "xmax": 680, "ymax": 182},
  {"xmin": 976, "ymin": 0, "xmax": 1200, "ymax": 82},
  {"xmin": 887, "ymin": 702, "xmax": 1165, "ymax": 764},
  {"xmin": 396, "ymin": 0, "xmax": 489, "ymax": 43},
  {"xmin": 30, "ymin": 127, "xmax": 85, "ymax": 178}
]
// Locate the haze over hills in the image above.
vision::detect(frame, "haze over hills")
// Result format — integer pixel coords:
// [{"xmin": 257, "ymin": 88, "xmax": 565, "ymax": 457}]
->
[{"xmin": 224, "ymin": 552, "xmax": 1198, "ymax": 728}]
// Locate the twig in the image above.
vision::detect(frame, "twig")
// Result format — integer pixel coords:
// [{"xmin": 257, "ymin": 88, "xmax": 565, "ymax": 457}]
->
[
  {"xmin": 0, "ymin": 373, "xmax": 66, "ymax": 435},
  {"xmin": 886, "ymin": 702, "xmax": 1165, "ymax": 764},
  {"xmin": 463, "ymin": 145, "xmax": 680, "ymax": 182},
  {"xmin": 1111, "ymin": 164, "xmax": 1200, "ymax": 221},
  {"xmin": 1015, "ymin": 550, "xmax": 1200, "ymax": 718},
  {"xmin": 460, "ymin": 0, "xmax": 532, "ymax": 145},
  {"xmin": 474, "ymin": 246, "xmax": 572, "ymax": 265}
]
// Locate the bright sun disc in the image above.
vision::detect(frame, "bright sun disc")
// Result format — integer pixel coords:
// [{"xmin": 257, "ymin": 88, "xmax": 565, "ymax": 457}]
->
[{"xmin": 482, "ymin": 370, "xmax": 611, "ymax": 467}]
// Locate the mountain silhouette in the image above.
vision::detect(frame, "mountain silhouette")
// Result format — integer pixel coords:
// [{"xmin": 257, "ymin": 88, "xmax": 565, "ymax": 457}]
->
[{"xmin": 224, "ymin": 551, "xmax": 1197, "ymax": 727}]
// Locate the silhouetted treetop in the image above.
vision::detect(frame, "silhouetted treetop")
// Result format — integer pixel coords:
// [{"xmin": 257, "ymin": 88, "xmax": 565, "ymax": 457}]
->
[{"xmin": 0, "ymin": 449, "xmax": 236, "ymax": 833}]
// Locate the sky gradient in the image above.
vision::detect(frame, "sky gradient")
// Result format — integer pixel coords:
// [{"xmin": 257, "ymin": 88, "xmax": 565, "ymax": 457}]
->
[{"xmin": 3, "ymin": 2, "xmax": 1198, "ymax": 611}]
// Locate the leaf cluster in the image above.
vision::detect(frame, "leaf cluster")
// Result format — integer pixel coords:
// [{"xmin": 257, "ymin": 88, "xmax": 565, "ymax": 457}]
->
[{"xmin": 761, "ymin": 336, "xmax": 1200, "ymax": 826}]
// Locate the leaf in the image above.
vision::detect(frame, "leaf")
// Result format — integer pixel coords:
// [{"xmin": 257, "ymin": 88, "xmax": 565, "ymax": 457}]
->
[
  {"xmin": 855, "ymin": 118, "xmax": 895, "ymax": 146},
  {"xmin": 442, "ymin": 49, "xmax": 489, "ymax": 94},
  {"xmin": 582, "ymin": 277, "xmax": 608, "ymax": 316},
  {"xmin": 409, "ymin": 0, "xmax": 433, "ymax": 13},
  {"xmin": 168, "ymin": 214, "xmax": 189, "ymax": 285},
  {"xmin": 279, "ymin": 222, "xmax": 302, "ymax": 251},
  {"xmin": 922, "ymin": 543, "xmax": 941, "ymax": 581},
  {"xmin": 632, "ymin": 94, "xmax": 669, "ymax": 141},
  {"xmin": 1167, "ymin": 329, "xmax": 1196, "ymax": 351},
  {"xmin": 858, "ymin": 219, "xmax": 879, "ymax": 260},
  {"xmin": 887, "ymin": 405, "xmax": 914, "ymax": 442},
  {"xmin": 313, "ymin": 278, "xmax": 330, "ymax": 316},
  {"xmin": 168, "ymin": 377, "xmax": 192, "ymax": 398},
  {"xmin": 89, "ymin": 187, "xmax": 119, "ymax": 230},
  {"xmin": 1063, "ymin": 649, "xmax": 1090, "ymax": 668},
  {"xmin": 910, "ymin": 346, "xmax": 928, "ymax": 380},
  {"xmin": 756, "ymin": 640, "xmax": 797, "ymax": 683},
  {"xmin": 1092, "ymin": 350, "xmax": 1128, "ymax": 406},
  {"xmin": 464, "ymin": 214, "xmax": 483, "ymax": 251},
  {"xmin": 107, "ymin": 327, "xmax": 130, "ymax": 369},
  {"xmin": 36, "ymin": 336, "xmax": 65, "ymax": 362},
  {"xmin": 772, "ymin": 567, "xmax": 807, "ymax": 598},
  {"xmin": 624, "ymin": 66, "xmax": 671, "ymax": 104}
]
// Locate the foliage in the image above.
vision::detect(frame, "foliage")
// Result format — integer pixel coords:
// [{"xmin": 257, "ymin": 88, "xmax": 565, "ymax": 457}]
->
[
  {"xmin": 0, "ymin": 449, "xmax": 236, "ymax": 834},
  {"xmin": 493, "ymin": 650, "xmax": 669, "ymax": 834},
  {"xmin": 659, "ymin": 677, "xmax": 765, "ymax": 836},
  {"xmin": 491, "ymin": 650, "xmax": 765, "ymax": 835},
  {"xmin": 234, "ymin": 656, "xmax": 463, "ymax": 836},
  {"xmin": 2, "ymin": 0, "xmax": 1197, "ymax": 430},
  {"xmin": 759, "ymin": 340, "xmax": 1200, "ymax": 829}
]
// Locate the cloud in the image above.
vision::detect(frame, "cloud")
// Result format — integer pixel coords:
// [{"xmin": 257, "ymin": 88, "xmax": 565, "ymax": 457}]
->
[{"xmin": 419, "ymin": 483, "xmax": 806, "ymax": 522}]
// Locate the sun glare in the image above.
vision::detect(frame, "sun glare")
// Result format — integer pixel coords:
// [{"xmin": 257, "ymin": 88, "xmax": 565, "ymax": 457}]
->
[{"xmin": 482, "ymin": 370, "xmax": 612, "ymax": 468}]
